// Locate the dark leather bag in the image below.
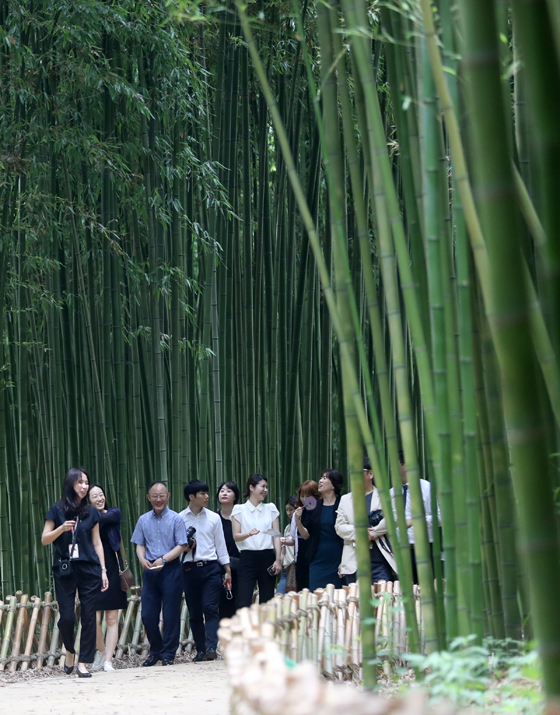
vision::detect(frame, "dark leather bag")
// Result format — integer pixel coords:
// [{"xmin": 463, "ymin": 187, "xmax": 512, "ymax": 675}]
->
[{"xmin": 116, "ymin": 537, "xmax": 135, "ymax": 591}]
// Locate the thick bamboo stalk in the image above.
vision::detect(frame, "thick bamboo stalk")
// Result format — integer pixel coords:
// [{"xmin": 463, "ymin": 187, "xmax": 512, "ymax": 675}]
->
[
  {"xmin": 0, "ymin": 596, "xmax": 16, "ymax": 671},
  {"xmin": 20, "ymin": 596, "xmax": 41, "ymax": 671},
  {"xmin": 322, "ymin": 585, "xmax": 334, "ymax": 677},
  {"xmin": 9, "ymin": 593, "xmax": 28, "ymax": 672},
  {"xmin": 335, "ymin": 588, "xmax": 347, "ymax": 675},
  {"xmin": 35, "ymin": 592, "xmax": 52, "ymax": 669},
  {"xmin": 116, "ymin": 594, "xmax": 137, "ymax": 660},
  {"xmin": 297, "ymin": 589, "xmax": 309, "ymax": 662},
  {"xmin": 47, "ymin": 611, "xmax": 60, "ymax": 668}
]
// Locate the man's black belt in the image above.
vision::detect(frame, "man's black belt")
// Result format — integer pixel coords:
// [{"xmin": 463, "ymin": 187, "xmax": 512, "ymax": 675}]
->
[{"xmin": 185, "ymin": 559, "xmax": 218, "ymax": 567}]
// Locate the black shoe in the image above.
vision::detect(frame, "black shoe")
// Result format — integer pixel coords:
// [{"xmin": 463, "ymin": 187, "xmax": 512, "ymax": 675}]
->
[
  {"xmin": 142, "ymin": 655, "xmax": 161, "ymax": 667},
  {"xmin": 193, "ymin": 650, "xmax": 206, "ymax": 662},
  {"xmin": 77, "ymin": 667, "xmax": 92, "ymax": 678},
  {"xmin": 205, "ymin": 649, "xmax": 217, "ymax": 661},
  {"xmin": 161, "ymin": 658, "xmax": 175, "ymax": 666},
  {"xmin": 64, "ymin": 652, "xmax": 75, "ymax": 675}
]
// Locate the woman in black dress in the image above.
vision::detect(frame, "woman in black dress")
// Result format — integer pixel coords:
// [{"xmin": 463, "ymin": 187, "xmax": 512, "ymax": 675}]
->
[
  {"xmin": 41, "ymin": 468, "xmax": 108, "ymax": 677},
  {"xmin": 217, "ymin": 481, "xmax": 240, "ymax": 618},
  {"xmin": 295, "ymin": 470, "xmax": 344, "ymax": 591},
  {"xmin": 88, "ymin": 484, "xmax": 128, "ymax": 672}
]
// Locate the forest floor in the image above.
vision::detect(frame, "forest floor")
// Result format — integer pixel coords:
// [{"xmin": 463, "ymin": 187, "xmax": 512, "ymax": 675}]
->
[{"xmin": 0, "ymin": 659, "xmax": 229, "ymax": 715}]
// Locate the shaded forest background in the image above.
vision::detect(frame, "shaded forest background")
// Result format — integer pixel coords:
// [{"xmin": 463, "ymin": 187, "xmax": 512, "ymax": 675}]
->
[
  {"xmin": 1, "ymin": 0, "xmax": 560, "ymax": 699},
  {"xmin": 0, "ymin": 0, "xmax": 347, "ymax": 595}
]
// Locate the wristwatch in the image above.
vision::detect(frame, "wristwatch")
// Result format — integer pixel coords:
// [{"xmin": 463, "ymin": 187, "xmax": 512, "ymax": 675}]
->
[{"xmin": 162, "ymin": 557, "xmax": 167, "ymax": 564}]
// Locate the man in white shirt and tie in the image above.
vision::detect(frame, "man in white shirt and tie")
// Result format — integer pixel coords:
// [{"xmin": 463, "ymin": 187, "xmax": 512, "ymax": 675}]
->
[
  {"xmin": 390, "ymin": 450, "xmax": 441, "ymax": 584},
  {"xmin": 180, "ymin": 480, "xmax": 231, "ymax": 662}
]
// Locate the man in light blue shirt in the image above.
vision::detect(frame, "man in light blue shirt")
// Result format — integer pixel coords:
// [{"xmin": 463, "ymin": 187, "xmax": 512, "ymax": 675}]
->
[{"xmin": 131, "ymin": 481, "xmax": 188, "ymax": 666}]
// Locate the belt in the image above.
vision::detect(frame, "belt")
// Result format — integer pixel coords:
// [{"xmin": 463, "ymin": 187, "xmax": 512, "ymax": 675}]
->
[{"xmin": 185, "ymin": 560, "xmax": 218, "ymax": 568}]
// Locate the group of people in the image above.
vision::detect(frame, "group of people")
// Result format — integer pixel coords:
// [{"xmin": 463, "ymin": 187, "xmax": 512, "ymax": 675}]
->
[{"xmin": 42, "ymin": 456, "xmax": 438, "ymax": 676}]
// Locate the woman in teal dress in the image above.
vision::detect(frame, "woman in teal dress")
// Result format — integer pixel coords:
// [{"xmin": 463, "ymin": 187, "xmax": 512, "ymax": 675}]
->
[{"xmin": 294, "ymin": 470, "xmax": 344, "ymax": 591}]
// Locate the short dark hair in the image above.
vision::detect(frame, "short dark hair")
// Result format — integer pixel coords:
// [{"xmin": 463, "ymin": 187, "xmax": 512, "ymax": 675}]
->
[
  {"xmin": 363, "ymin": 456, "xmax": 372, "ymax": 471},
  {"xmin": 148, "ymin": 481, "xmax": 168, "ymax": 493},
  {"xmin": 321, "ymin": 469, "xmax": 344, "ymax": 497},
  {"xmin": 244, "ymin": 473, "xmax": 267, "ymax": 499},
  {"xmin": 398, "ymin": 449, "xmax": 405, "ymax": 465},
  {"xmin": 184, "ymin": 480, "xmax": 209, "ymax": 502},
  {"xmin": 286, "ymin": 494, "xmax": 298, "ymax": 507},
  {"xmin": 216, "ymin": 481, "xmax": 240, "ymax": 506}
]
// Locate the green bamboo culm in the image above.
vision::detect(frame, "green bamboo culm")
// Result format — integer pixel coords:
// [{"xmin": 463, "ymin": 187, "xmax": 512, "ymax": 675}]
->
[{"xmin": 457, "ymin": 0, "xmax": 560, "ymax": 699}]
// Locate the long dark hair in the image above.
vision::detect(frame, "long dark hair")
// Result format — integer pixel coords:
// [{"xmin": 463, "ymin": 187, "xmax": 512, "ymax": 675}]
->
[
  {"xmin": 244, "ymin": 473, "xmax": 267, "ymax": 499},
  {"xmin": 58, "ymin": 467, "xmax": 91, "ymax": 520}
]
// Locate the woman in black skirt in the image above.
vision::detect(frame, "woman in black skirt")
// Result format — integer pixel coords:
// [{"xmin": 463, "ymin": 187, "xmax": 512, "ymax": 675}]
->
[{"xmin": 88, "ymin": 484, "xmax": 128, "ymax": 672}]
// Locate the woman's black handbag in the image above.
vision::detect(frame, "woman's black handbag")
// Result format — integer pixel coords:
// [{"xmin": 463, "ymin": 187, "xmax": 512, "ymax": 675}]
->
[{"xmin": 55, "ymin": 518, "xmax": 79, "ymax": 577}]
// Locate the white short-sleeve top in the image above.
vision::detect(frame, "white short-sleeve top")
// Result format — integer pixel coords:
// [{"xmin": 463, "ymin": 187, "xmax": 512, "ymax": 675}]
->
[{"xmin": 231, "ymin": 501, "xmax": 280, "ymax": 551}]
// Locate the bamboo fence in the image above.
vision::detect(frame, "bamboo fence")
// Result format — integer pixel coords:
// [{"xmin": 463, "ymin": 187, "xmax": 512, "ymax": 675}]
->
[
  {"xmin": 0, "ymin": 587, "xmax": 196, "ymax": 672},
  {"xmin": 219, "ymin": 581, "xmax": 422, "ymax": 682},
  {"xmin": 219, "ymin": 594, "xmax": 459, "ymax": 715},
  {"xmin": 0, "ymin": 581, "xmax": 420, "ymax": 675}
]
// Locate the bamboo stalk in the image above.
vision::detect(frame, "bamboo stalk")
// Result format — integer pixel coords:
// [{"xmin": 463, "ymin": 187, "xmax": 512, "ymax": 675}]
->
[
  {"xmin": 297, "ymin": 589, "xmax": 309, "ymax": 662},
  {"xmin": 35, "ymin": 592, "xmax": 52, "ymax": 669},
  {"xmin": 47, "ymin": 611, "xmax": 60, "ymax": 668},
  {"xmin": 0, "ymin": 596, "xmax": 16, "ymax": 671},
  {"xmin": 20, "ymin": 596, "xmax": 41, "ymax": 671},
  {"xmin": 130, "ymin": 599, "xmax": 144, "ymax": 657},
  {"xmin": 9, "ymin": 593, "xmax": 28, "ymax": 672},
  {"xmin": 335, "ymin": 588, "xmax": 347, "ymax": 676},
  {"xmin": 116, "ymin": 594, "xmax": 137, "ymax": 660}
]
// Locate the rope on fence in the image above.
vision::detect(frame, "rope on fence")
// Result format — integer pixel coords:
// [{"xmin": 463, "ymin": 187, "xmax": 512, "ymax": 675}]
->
[{"xmin": 0, "ymin": 586, "xmax": 199, "ymax": 672}]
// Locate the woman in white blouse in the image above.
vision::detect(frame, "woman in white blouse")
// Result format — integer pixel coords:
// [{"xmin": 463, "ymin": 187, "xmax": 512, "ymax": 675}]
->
[{"xmin": 232, "ymin": 474, "xmax": 282, "ymax": 608}]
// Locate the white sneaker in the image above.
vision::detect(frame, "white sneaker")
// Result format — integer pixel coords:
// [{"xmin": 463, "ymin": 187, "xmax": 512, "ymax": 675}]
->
[
  {"xmin": 92, "ymin": 651, "xmax": 105, "ymax": 672},
  {"xmin": 103, "ymin": 661, "xmax": 115, "ymax": 672}
]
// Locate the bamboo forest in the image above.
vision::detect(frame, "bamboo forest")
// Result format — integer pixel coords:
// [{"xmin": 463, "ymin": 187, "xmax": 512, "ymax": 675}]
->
[{"xmin": 0, "ymin": 0, "xmax": 559, "ymax": 707}]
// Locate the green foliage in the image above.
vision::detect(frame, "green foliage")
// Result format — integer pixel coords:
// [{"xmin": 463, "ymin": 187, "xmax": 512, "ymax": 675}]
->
[{"xmin": 403, "ymin": 637, "xmax": 543, "ymax": 713}]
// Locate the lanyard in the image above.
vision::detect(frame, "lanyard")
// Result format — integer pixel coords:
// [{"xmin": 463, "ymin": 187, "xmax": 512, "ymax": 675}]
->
[{"xmin": 70, "ymin": 516, "xmax": 79, "ymax": 559}]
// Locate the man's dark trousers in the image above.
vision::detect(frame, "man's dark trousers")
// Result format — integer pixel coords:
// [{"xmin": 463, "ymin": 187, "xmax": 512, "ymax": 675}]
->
[
  {"xmin": 141, "ymin": 560, "xmax": 183, "ymax": 659},
  {"xmin": 183, "ymin": 561, "xmax": 222, "ymax": 653}
]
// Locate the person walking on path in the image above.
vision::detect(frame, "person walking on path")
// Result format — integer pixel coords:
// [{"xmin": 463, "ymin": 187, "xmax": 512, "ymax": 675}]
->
[
  {"xmin": 390, "ymin": 451, "xmax": 441, "ymax": 584},
  {"xmin": 41, "ymin": 468, "xmax": 109, "ymax": 678},
  {"xmin": 131, "ymin": 481, "xmax": 188, "ymax": 667},
  {"xmin": 295, "ymin": 470, "xmax": 344, "ymax": 591},
  {"xmin": 335, "ymin": 457, "xmax": 397, "ymax": 584},
  {"xmin": 180, "ymin": 480, "xmax": 231, "ymax": 662},
  {"xmin": 217, "ymin": 481, "xmax": 241, "ymax": 619},
  {"xmin": 232, "ymin": 474, "xmax": 282, "ymax": 608},
  {"xmin": 88, "ymin": 484, "xmax": 128, "ymax": 672}
]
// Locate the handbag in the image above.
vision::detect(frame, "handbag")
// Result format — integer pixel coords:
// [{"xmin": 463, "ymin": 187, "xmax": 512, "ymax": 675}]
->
[
  {"xmin": 55, "ymin": 517, "xmax": 79, "ymax": 578},
  {"xmin": 285, "ymin": 562, "xmax": 297, "ymax": 592},
  {"xmin": 116, "ymin": 537, "xmax": 135, "ymax": 591}
]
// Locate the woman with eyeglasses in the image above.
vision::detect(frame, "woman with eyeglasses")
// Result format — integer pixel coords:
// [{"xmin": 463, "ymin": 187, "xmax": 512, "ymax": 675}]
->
[{"xmin": 41, "ymin": 468, "xmax": 108, "ymax": 677}]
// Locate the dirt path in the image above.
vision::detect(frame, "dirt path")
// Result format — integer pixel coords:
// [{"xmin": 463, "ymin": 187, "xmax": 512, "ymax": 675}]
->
[{"xmin": 0, "ymin": 660, "xmax": 229, "ymax": 715}]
